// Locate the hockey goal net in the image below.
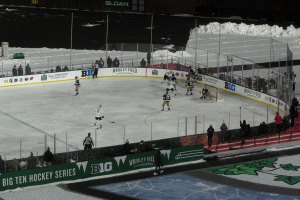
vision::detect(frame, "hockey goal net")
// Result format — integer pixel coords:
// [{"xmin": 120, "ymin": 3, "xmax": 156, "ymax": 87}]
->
[{"xmin": 203, "ymin": 84, "xmax": 223, "ymax": 102}]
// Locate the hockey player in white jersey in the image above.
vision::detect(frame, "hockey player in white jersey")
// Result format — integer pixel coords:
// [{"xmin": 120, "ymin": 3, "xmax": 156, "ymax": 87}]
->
[
  {"xmin": 166, "ymin": 80, "xmax": 176, "ymax": 96},
  {"xmin": 94, "ymin": 104, "xmax": 104, "ymax": 129},
  {"xmin": 161, "ymin": 71, "xmax": 171, "ymax": 84}
]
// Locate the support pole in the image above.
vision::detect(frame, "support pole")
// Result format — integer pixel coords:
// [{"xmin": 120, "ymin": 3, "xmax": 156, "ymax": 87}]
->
[
  {"xmin": 177, "ymin": 118, "xmax": 180, "ymax": 137},
  {"xmin": 95, "ymin": 128, "xmax": 97, "ymax": 148},
  {"xmin": 105, "ymin": 14, "xmax": 109, "ymax": 67},
  {"xmin": 239, "ymin": 107, "xmax": 242, "ymax": 122},
  {"xmin": 70, "ymin": 12, "xmax": 73, "ymax": 68},
  {"xmin": 44, "ymin": 135, "xmax": 47, "ymax": 152},
  {"xmin": 54, "ymin": 134, "xmax": 56, "ymax": 154},
  {"xmin": 194, "ymin": 19, "xmax": 198, "ymax": 67},
  {"xmin": 203, "ymin": 115, "xmax": 205, "ymax": 133},
  {"xmin": 65, "ymin": 132, "xmax": 68, "ymax": 152},
  {"xmin": 20, "ymin": 139, "xmax": 22, "ymax": 159},
  {"xmin": 151, "ymin": 122, "xmax": 153, "ymax": 141},
  {"xmin": 253, "ymin": 108, "xmax": 255, "ymax": 127},
  {"xmin": 228, "ymin": 112, "xmax": 231, "ymax": 129},
  {"xmin": 185, "ymin": 117, "xmax": 188, "ymax": 136},
  {"xmin": 123, "ymin": 125, "xmax": 126, "ymax": 143},
  {"xmin": 195, "ymin": 116, "xmax": 197, "ymax": 135}
]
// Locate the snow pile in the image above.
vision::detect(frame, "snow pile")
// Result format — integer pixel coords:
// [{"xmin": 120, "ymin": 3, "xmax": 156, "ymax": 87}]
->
[
  {"xmin": 196, "ymin": 22, "xmax": 300, "ymax": 38},
  {"xmin": 152, "ymin": 49, "xmax": 192, "ymax": 59}
]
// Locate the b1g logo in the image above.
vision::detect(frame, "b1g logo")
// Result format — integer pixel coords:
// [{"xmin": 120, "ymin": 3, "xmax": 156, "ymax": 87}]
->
[
  {"xmin": 225, "ymin": 82, "xmax": 235, "ymax": 91},
  {"xmin": 90, "ymin": 162, "xmax": 112, "ymax": 175},
  {"xmin": 81, "ymin": 69, "xmax": 94, "ymax": 77}
]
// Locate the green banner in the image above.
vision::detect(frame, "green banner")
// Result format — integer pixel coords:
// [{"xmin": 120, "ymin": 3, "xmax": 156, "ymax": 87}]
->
[
  {"xmin": 0, "ymin": 145, "xmax": 203, "ymax": 191},
  {"xmin": 13, "ymin": 53, "xmax": 25, "ymax": 59}
]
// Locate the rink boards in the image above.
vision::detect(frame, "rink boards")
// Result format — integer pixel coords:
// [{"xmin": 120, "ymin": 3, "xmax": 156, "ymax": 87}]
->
[{"xmin": 0, "ymin": 67, "xmax": 288, "ymax": 112}]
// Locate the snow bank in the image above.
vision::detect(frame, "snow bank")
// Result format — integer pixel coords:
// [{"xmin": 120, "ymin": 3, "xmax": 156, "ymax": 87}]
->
[{"xmin": 196, "ymin": 22, "xmax": 300, "ymax": 38}]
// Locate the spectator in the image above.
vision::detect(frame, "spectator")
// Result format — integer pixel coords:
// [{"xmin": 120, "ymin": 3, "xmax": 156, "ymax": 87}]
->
[
  {"xmin": 289, "ymin": 104, "xmax": 297, "ymax": 127},
  {"xmin": 160, "ymin": 63, "xmax": 165, "ymax": 69},
  {"xmin": 219, "ymin": 121, "xmax": 228, "ymax": 143},
  {"xmin": 98, "ymin": 58, "xmax": 104, "ymax": 68},
  {"xmin": 50, "ymin": 67, "xmax": 54, "ymax": 73},
  {"xmin": 258, "ymin": 122, "xmax": 268, "ymax": 136},
  {"xmin": 27, "ymin": 152, "xmax": 37, "ymax": 169},
  {"xmin": 55, "ymin": 65, "xmax": 62, "ymax": 72},
  {"xmin": 107, "ymin": 56, "xmax": 112, "ymax": 68},
  {"xmin": 43, "ymin": 147, "xmax": 54, "ymax": 166},
  {"xmin": 83, "ymin": 133, "xmax": 94, "ymax": 150},
  {"xmin": 18, "ymin": 65, "xmax": 23, "ymax": 76},
  {"xmin": 12, "ymin": 65, "xmax": 18, "ymax": 76},
  {"xmin": 270, "ymin": 70, "xmax": 278, "ymax": 89},
  {"xmin": 112, "ymin": 57, "xmax": 120, "ymax": 67},
  {"xmin": 154, "ymin": 148, "xmax": 163, "ymax": 175},
  {"xmin": 245, "ymin": 124, "xmax": 251, "ymax": 138},
  {"xmin": 240, "ymin": 120, "xmax": 247, "ymax": 145},
  {"xmin": 282, "ymin": 115, "xmax": 290, "ymax": 131},
  {"xmin": 274, "ymin": 112, "xmax": 282, "ymax": 134},
  {"xmin": 12, "ymin": 158, "xmax": 19, "ymax": 171},
  {"xmin": 146, "ymin": 52, "xmax": 151, "ymax": 65},
  {"xmin": 292, "ymin": 96, "xmax": 299, "ymax": 108},
  {"xmin": 207, "ymin": 124, "xmax": 214, "ymax": 147},
  {"xmin": 25, "ymin": 64, "xmax": 31, "ymax": 75},
  {"xmin": 0, "ymin": 155, "xmax": 5, "ymax": 174},
  {"xmin": 292, "ymin": 74, "xmax": 296, "ymax": 91},
  {"xmin": 19, "ymin": 160, "xmax": 27, "ymax": 170},
  {"xmin": 138, "ymin": 140, "xmax": 146, "ymax": 152},
  {"xmin": 92, "ymin": 64, "xmax": 98, "ymax": 79},
  {"xmin": 140, "ymin": 58, "xmax": 146, "ymax": 68},
  {"xmin": 123, "ymin": 139, "xmax": 131, "ymax": 154},
  {"xmin": 62, "ymin": 65, "xmax": 69, "ymax": 71}
]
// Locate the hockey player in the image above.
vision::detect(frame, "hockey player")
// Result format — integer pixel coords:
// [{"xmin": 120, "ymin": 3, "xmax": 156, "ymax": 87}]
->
[
  {"xmin": 74, "ymin": 76, "xmax": 80, "ymax": 96},
  {"xmin": 161, "ymin": 71, "xmax": 171, "ymax": 84},
  {"xmin": 186, "ymin": 77, "xmax": 194, "ymax": 95},
  {"xmin": 83, "ymin": 133, "xmax": 94, "ymax": 150},
  {"xmin": 94, "ymin": 104, "xmax": 104, "ymax": 129},
  {"xmin": 169, "ymin": 73, "xmax": 177, "ymax": 91},
  {"xmin": 161, "ymin": 91, "xmax": 171, "ymax": 111},
  {"xmin": 166, "ymin": 80, "xmax": 176, "ymax": 96},
  {"xmin": 200, "ymin": 88, "xmax": 210, "ymax": 100}
]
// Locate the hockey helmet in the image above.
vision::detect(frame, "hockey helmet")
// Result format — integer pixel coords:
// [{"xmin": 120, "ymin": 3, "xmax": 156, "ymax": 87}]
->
[
  {"xmin": 99, "ymin": 104, "xmax": 102, "ymax": 108},
  {"xmin": 75, "ymin": 76, "xmax": 78, "ymax": 79}
]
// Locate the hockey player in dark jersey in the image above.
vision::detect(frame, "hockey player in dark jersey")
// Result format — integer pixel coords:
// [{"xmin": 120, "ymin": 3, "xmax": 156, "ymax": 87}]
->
[
  {"xmin": 186, "ymin": 77, "xmax": 194, "ymax": 95},
  {"xmin": 161, "ymin": 91, "xmax": 171, "ymax": 111},
  {"xmin": 74, "ymin": 76, "xmax": 80, "ymax": 96},
  {"xmin": 83, "ymin": 132, "xmax": 94, "ymax": 150},
  {"xmin": 200, "ymin": 88, "xmax": 209, "ymax": 99},
  {"xmin": 161, "ymin": 71, "xmax": 171, "ymax": 84}
]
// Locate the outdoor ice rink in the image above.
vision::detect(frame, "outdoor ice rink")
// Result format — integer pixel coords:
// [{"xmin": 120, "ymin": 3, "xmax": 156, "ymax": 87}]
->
[{"xmin": 0, "ymin": 76, "xmax": 277, "ymax": 159}]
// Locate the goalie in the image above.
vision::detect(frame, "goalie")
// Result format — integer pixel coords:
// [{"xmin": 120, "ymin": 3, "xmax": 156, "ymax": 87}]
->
[{"xmin": 200, "ymin": 88, "xmax": 211, "ymax": 100}]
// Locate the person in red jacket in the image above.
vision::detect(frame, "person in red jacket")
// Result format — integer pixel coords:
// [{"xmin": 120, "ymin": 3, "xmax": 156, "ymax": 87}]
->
[{"xmin": 274, "ymin": 112, "xmax": 282, "ymax": 134}]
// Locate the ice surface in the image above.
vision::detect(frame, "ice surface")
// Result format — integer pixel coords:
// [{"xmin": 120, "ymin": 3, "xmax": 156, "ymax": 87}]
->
[{"xmin": 0, "ymin": 77, "xmax": 276, "ymax": 159}]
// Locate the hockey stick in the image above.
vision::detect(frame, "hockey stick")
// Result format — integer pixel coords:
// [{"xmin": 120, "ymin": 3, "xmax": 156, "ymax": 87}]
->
[{"xmin": 108, "ymin": 120, "xmax": 115, "ymax": 123}]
